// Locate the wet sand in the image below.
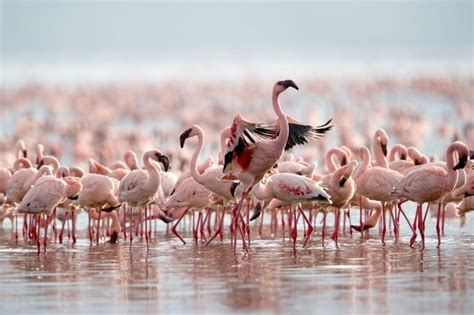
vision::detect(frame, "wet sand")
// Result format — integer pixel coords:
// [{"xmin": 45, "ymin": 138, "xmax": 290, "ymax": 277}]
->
[{"xmin": 0, "ymin": 212, "xmax": 473, "ymax": 314}]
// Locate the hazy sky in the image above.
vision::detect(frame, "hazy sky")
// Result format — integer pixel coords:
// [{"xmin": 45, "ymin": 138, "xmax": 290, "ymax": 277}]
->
[{"xmin": 1, "ymin": 1, "xmax": 472, "ymax": 61}]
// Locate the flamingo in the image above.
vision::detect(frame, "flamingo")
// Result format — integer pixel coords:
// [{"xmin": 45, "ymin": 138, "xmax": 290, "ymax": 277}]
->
[
  {"xmin": 354, "ymin": 146, "xmax": 404, "ymax": 244},
  {"xmin": 392, "ymin": 141, "xmax": 470, "ymax": 248},
  {"xmin": 16, "ymin": 176, "xmax": 81, "ymax": 253},
  {"xmin": 324, "ymin": 147, "xmax": 349, "ymax": 173},
  {"xmin": 118, "ymin": 149, "xmax": 170, "ymax": 250},
  {"xmin": 252, "ymin": 172, "xmax": 331, "ymax": 249},
  {"xmin": 222, "ymin": 79, "xmax": 332, "ymax": 249},
  {"xmin": 179, "ymin": 124, "xmax": 241, "ymax": 244}
]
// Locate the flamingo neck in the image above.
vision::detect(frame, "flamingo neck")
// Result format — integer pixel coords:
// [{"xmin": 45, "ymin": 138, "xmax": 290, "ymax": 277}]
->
[
  {"xmin": 445, "ymin": 146, "xmax": 460, "ymax": 191},
  {"xmin": 143, "ymin": 152, "xmax": 160, "ymax": 187},
  {"xmin": 373, "ymin": 134, "xmax": 388, "ymax": 168},
  {"xmin": 272, "ymin": 91, "xmax": 288, "ymax": 150},
  {"xmin": 190, "ymin": 128, "xmax": 206, "ymax": 185},
  {"xmin": 253, "ymin": 179, "xmax": 273, "ymax": 201},
  {"xmin": 24, "ymin": 166, "xmax": 52, "ymax": 189},
  {"xmin": 13, "ymin": 158, "xmax": 32, "ymax": 171}
]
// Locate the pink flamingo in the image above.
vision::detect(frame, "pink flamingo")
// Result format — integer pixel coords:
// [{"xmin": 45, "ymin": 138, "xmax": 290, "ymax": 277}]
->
[
  {"xmin": 179, "ymin": 124, "xmax": 241, "ymax": 244},
  {"xmin": 324, "ymin": 147, "xmax": 349, "ymax": 173},
  {"xmin": 164, "ymin": 177, "xmax": 212, "ymax": 245},
  {"xmin": 392, "ymin": 141, "xmax": 470, "ymax": 247},
  {"xmin": 118, "ymin": 149, "xmax": 170, "ymax": 251},
  {"xmin": 354, "ymin": 146, "xmax": 404, "ymax": 244},
  {"xmin": 252, "ymin": 172, "xmax": 331, "ymax": 249},
  {"xmin": 223, "ymin": 80, "xmax": 332, "ymax": 249},
  {"xmin": 17, "ymin": 176, "xmax": 81, "ymax": 253}
]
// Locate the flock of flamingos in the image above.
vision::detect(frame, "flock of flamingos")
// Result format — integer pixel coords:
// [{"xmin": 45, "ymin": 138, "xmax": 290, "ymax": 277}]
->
[{"xmin": 0, "ymin": 79, "xmax": 473, "ymax": 254}]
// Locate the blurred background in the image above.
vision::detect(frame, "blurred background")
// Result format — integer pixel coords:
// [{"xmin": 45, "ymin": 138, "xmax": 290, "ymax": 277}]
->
[{"xmin": 1, "ymin": 1, "xmax": 473, "ymax": 168}]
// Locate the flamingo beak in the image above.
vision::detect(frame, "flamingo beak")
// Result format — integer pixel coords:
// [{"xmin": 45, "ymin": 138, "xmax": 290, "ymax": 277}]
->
[
  {"xmin": 282, "ymin": 80, "xmax": 299, "ymax": 90},
  {"xmin": 470, "ymin": 150, "xmax": 474, "ymax": 160},
  {"xmin": 37, "ymin": 159, "xmax": 44, "ymax": 170},
  {"xmin": 381, "ymin": 144, "xmax": 388, "ymax": 156},
  {"xmin": 159, "ymin": 154, "xmax": 171, "ymax": 172},
  {"xmin": 453, "ymin": 156, "xmax": 468, "ymax": 170},
  {"xmin": 22, "ymin": 149, "xmax": 27, "ymax": 158},
  {"xmin": 250, "ymin": 202, "xmax": 262, "ymax": 221},
  {"xmin": 179, "ymin": 128, "xmax": 192, "ymax": 148},
  {"xmin": 339, "ymin": 177, "xmax": 347, "ymax": 187}
]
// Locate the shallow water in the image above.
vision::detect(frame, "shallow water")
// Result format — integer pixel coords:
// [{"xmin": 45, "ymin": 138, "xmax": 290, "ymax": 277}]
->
[{"xmin": 0, "ymin": 211, "xmax": 473, "ymax": 315}]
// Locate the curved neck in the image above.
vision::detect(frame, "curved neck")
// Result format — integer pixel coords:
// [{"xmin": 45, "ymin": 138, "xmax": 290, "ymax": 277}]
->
[
  {"xmin": 253, "ymin": 180, "xmax": 273, "ymax": 201},
  {"xmin": 189, "ymin": 128, "xmax": 206, "ymax": 186},
  {"xmin": 373, "ymin": 133, "xmax": 388, "ymax": 168},
  {"xmin": 445, "ymin": 147, "xmax": 460, "ymax": 190},
  {"xmin": 35, "ymin": 144, "xmax": 44, "ymax": 164},
  {"xmin": 325, "ymin": 148, "xmax": 347, "ymax": 173},
  {"xmin": 143, "ymin": 152, "xmax": 160, "ymax": 186},
  {"xmin": 389, "ymin": 144, "xmax": 407, "ymax": 162},
  {"xmin": 354, "ymin": 148, "xmax": 370, "ymax": 179},
  {"xmin": 219, "ymin": 127, "xmax": 231, "ymax": 164},
  {"xmin": 24, "ymin": 166, "xmax": 52, "ymax": 189},
  {"xmin": 13, "ymin": 158, "xmax": 32, "ymax": 171},
  {"xmin": 42, "ymin": 156, "xmax": 60, "ymax": 173},
  {"xmin": 272, "ymin": 91, "xmax": 288, "ymax": 149}
]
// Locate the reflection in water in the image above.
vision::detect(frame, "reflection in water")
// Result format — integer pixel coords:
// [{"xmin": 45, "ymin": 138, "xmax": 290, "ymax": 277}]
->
[{"xmin": 0, "ymin": 214, "xmax": 473, "ymax": 314}]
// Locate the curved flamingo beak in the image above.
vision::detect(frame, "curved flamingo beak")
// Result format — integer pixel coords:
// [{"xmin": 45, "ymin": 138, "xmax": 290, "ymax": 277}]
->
[
  {"xmin": 453, "ymin": 155, "xmax": 468, "ymax": 170},
  {"xmin": 158, "ymin": 154, "xmax": 171, "ymax": 172},
  {"xmin": 250, "ymin": 202, "xmax": 262, "ymax": 221},
  {"xmin": 282, "ymin": 80, "xmax": 299, "ymax": 90},
  {"xmin": 179, "ymin": 128, "xmax": 192, "ymax": 148},
  {"xmin": 381, "ymin": 144, "xmax": 388, "ymax": 156}
]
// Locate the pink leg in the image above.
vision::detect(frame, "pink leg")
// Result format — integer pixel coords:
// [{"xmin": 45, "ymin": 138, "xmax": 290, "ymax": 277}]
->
[
  {"xmin": 259, "ymin": 207, "xmax": 264, "ymax": 237},
  {"xmin": 322, "ymin": 212, "xmax": 327, "ymax": 245},
  {"xmin": 96, "ymin": 209, "xmax": 102, "ymax": 244},
  {"xmin": 129, "ymin": 208, "xmax": 134, "ymax": 251},
  {"xmin": 72, "ymin": 209, "xmax": 76, "ymax": 244},
  {"xmin": 381, "ymin": 203, "xmax": 386, "ymax": 245},
  {"xmin": 418, "ymin": 204, "xmax": 425, "ymax": 249},
  {"xmin": 123, "ymin": 206, "xmax": 127, "ymax": 239},
  {"xmin": 88, "ymin": 211, "xmax": 93, "ymax": 244},
  {"xmin": 436, "ymin": 203, "xmax": 441, "ymax": 247},
  {"xmin": 359, "ymin": 196, "xmax": 364, "ymax": 239},
  {"xmin": 145, "ymin": 206, "xmax": 149, "ymax": 252},
  {"xmin": 43, "ymin": 214, "xmax": 49, "ymax": 253},
  {"xmin": 205, "ymin": 209, "xmax": 225, "ymax": 246},
  {"xmin": 441, "ymin": 204, "xmax": 446, "ymax": 236},
  {"xmin": 300, "ymin": 207, "xmax": 313, "ymax": 248},
  {"xmin": 59, "ymin": 211, "xmax": 69, "ymax": 244},
  {"xmin": 37, "ymin": 214, "xmax": 41, "ymax": 255},
  {"xmin": 410, "ymin": 205, "xmax": 419, "ymax": 247},
  {"xmin": 172, "ymin": 209, "xmax": 188, "ymax": 245},
  {"xmin": 281, "ymin": 210, "xmax": 286, "ymax": 241}
]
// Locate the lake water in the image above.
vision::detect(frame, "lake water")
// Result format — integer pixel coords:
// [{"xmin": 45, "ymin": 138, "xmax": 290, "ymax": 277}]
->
[{"xmin": 0, "ymin": 210, "xmax": 473, "ymax": 314}]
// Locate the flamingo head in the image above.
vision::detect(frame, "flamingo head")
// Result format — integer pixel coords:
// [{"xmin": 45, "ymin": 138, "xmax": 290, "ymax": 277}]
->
[
  {"xmin": 180, "ymin": 127, "xmax": 193, "ymax": 148},
  {"xmin": 453, "ymin": 154, "xmax": 468, "ymax": 170},
  {"xmin": 274, "ymin": 80, "xmax": 299, "ymax": 94},
  {"xmin": 152, "ymin": 150, "xmax": 171, "ymax": 172}
]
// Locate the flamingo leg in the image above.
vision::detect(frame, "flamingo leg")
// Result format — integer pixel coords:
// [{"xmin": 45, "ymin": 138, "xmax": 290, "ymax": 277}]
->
[
  {"xmin": 43, "ymin": 214, "xmax": 49, "ymax": 253},
  {"xmin": 410, "ymin": 204, "xmax": 419, "ymax": 247},
  {"xmin": 172, "ymin": 209, "xmax": 188, "ymax": 245},
  {"xmin": 300, "ymin": 206, "xmax": 313, "ymax": 248},
  {"xmin": 145, "ymin": 206, "xmax": 149, "ymax": 252},
  {"xmin": 441, "ymin": 204, "xmax": 446, "ymax": 236},
  {"xmin": 59, "ymin": 211, "xmax": 68, "ymax": 244},
  {"xmin": 259, "ymin": 207, "xmax": 265, "ymax": 237},
  {"xmin": 436, "ymin": 203, "xmax": 441, "ymax": 248},
  {"xmin": 36, "ymin": 214, "xmax": 41, "ymax": 254},
  {"xmin": 389, "ymin": 206, "xmax": 398, "ymax": 242},
  {"xmin": 88, "ymin": 211, "xmax": 93, "ymax": 244},
  {"xmin": 97, "ymin": 209, "xmax": 102, "ymax": 245},
  {"xmin": 418, "ymin": 203, "xmax": 425, "ymax": 249},
  {"xmin": 281, "ymin": 210, "xmax": 286, "ymax": 241},
  {"xmin": 381, "ymin": 203, "xmax": 386, "ymax": 245},
  {"xmin": 129, "ymin": 207, "xmax": 134, "ymax": 252},
  {"xmin": 359, "ymin": 196, "xmax": 364, "ymax": 239},
  {"xmin": 72, "ymin": 209, "xmax": 76, "ymax": 244},
  {"xmin": 205, "ymin": 208, "xmax": 225, "ymax": 246},
  {"xmin": 347, "ymin": 211, "xmax": 352, "ymax": 238},
  {"xmin": 322, "ymin": 211, "xmax": 327, "ymax": 245}
]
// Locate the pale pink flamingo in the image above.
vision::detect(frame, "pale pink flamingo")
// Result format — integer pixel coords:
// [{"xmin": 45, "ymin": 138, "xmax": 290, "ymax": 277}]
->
[
  {"xmin": 252, "ymin": 172, "xmax": 331, "ymax": 249},
  {"xmin": 163, "ymin": 176, "xmax": 212, "ymax": 245},
  {"xmin": 373, "ymin": 129, "xmax": 389, "ymax": 168},
  {"xmin": 17, "ymin": 176, "xmax": 81, "ymax": 253},
  {"xmin": 223, "ymin": 80, "xmax": 332, "ymax": 249},
  {"xmin": 324, "ymin": 147, "xmax": 349, "ymax": 173},
  {"xmin": 179, "ymin": 125, "xmax": 241, "ymax": 244},
  {"xmin": 118, "ymin": 149, "xmax": 170, "ymax": 250},
  {"xmin": 277, "ymin": 160, "xmax": 317, "ymax": 177},
  {"xmin": 392, "ymin": 141, "xmax": 470, "ymax": 247},
  {"xmin": 318, "ymin": 160, "xmax": 358, "ymax": 245},
  {"xmin": 354, "ymin": 146, "xmax": 404, "ymax": 244}
]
